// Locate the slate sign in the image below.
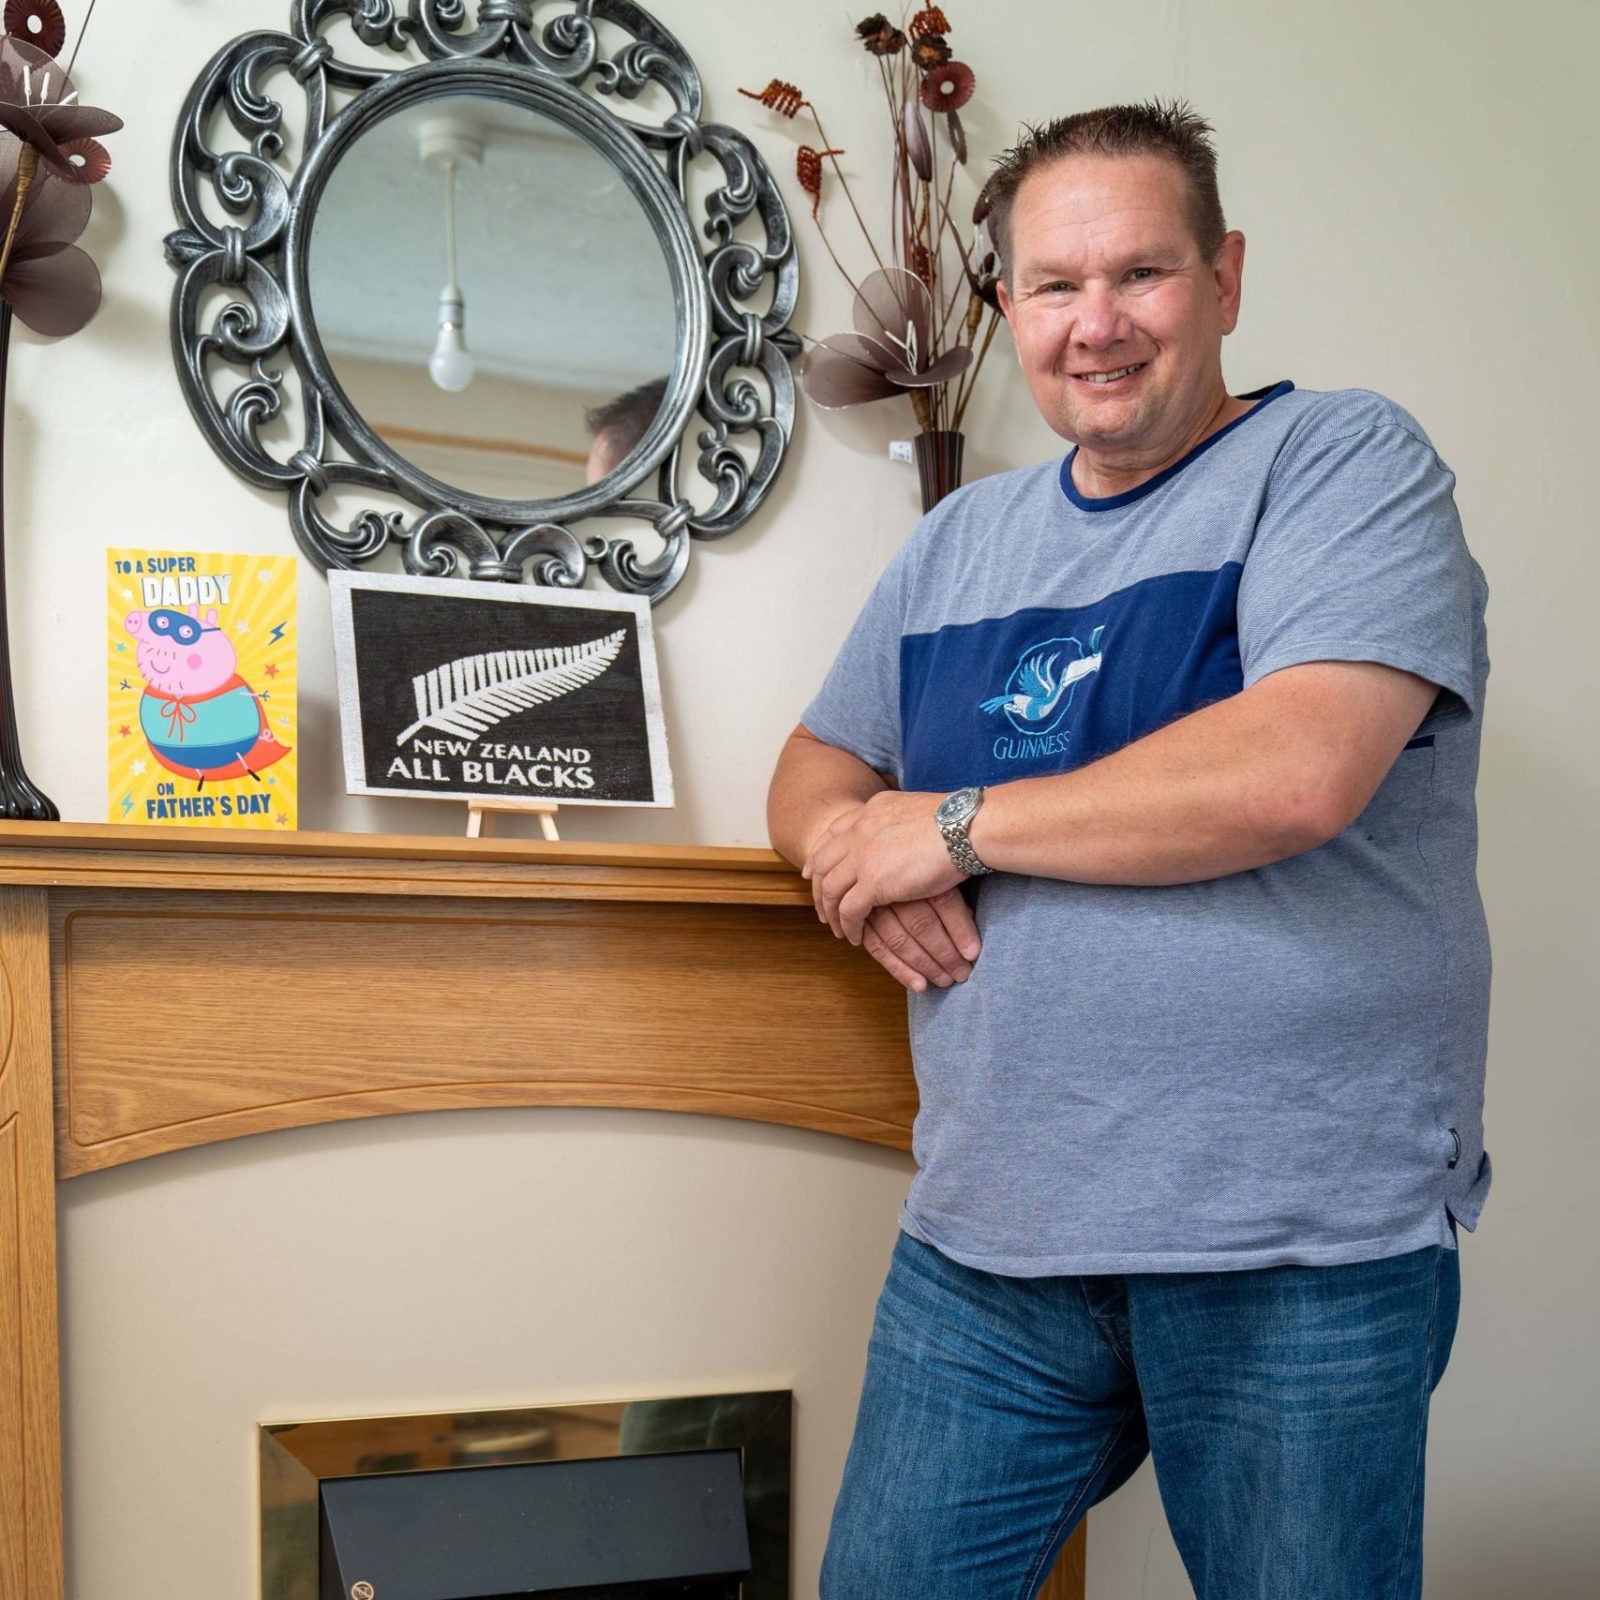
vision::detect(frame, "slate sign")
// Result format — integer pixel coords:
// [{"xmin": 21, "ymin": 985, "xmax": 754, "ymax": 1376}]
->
[{"xmin": 329, "ymin": 572, "xmax": 672, "ymax": 808}]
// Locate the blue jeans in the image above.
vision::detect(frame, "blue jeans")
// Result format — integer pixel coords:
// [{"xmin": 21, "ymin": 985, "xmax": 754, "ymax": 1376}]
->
[{"xmin": 821, "ymin": 1232, "xmax": 1460, "ymax": 1600}]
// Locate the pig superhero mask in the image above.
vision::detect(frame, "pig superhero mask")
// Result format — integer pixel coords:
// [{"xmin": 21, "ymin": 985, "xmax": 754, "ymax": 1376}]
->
[{"xmin": 125, "ymin": 605, "xmax": 290, "ymax": 785}]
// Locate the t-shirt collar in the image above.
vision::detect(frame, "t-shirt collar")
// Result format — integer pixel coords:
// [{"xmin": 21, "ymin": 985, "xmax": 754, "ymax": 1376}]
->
[{"xmin": 1059, "ymin": 380, "xmax": 1295, "ymax": 512}]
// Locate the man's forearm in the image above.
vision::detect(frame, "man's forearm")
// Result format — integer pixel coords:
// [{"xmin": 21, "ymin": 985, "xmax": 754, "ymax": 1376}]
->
[
  {"xmin": 767, "ymin": 725, "xmax": 891, "ymax": 867},
  {"xmin": 798, "ymin": 663, "xmax": 1438, "ymax": 944},
  {"xmin": 969, "ymin": 696, "xmax": 1324, "ymax": 886},
  {"xmin": 968, "ymin": 662, "xmax": 1438, "ymax": 885}
]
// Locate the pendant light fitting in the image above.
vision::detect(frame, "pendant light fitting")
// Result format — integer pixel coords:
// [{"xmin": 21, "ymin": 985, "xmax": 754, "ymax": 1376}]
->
[{"xmin": 419, "ymin": 114, "xmax": 484, "ymax": 392}]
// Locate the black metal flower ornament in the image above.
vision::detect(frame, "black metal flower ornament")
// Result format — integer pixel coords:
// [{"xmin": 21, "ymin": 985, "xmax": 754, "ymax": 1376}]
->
[{"xmin": 0, "ymin": 0, "xmax": 119, "ymax": 823}]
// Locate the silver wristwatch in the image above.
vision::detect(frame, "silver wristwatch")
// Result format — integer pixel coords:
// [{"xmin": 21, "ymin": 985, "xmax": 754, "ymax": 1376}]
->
[{"xmin": 936, "ymin": 786, "xmax": 994, "ymax": 877}]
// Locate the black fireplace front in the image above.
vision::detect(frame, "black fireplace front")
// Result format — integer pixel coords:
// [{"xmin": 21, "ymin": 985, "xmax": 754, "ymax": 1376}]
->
[{"xmin": 318, "ymin": 1447, "xmax": 751, "ymax": 1600}]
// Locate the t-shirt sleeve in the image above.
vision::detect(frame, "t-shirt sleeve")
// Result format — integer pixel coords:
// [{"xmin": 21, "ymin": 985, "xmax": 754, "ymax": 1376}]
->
[
  {"xmin": 800, "ymin": 551, "xmax": 909, "ymax": 784},
  {"xmin": 1237, "ymin": 418, "xmax": 1481, "ymax": 729}
]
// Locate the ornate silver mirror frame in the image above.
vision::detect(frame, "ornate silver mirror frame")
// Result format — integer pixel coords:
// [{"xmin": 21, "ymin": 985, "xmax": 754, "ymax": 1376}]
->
[{"xmin": 165, "ymin": 1, "xmax": 799, "ymax": 604}]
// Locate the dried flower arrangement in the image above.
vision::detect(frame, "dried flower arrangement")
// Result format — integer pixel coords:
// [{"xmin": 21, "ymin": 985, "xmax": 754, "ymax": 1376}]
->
[
  {"xmin": 741, "ymin": 7, "xmax": 1002, "ymax": 450},
  {"xmin": 0, "ymin": 0, "xmax": 119, "ymax": 338}
]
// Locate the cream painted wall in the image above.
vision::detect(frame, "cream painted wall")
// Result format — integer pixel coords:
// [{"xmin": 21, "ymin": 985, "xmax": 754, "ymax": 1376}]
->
[{"xmin": 18, "ymin": 1, "xmax": 1598, "ymax": 1597}]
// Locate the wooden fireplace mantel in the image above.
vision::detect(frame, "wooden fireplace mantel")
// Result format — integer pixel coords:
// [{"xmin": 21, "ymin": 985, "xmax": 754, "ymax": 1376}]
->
[{"xmin": 0, "ymin": 821, "xmax": 1084, "ymax": 1600}]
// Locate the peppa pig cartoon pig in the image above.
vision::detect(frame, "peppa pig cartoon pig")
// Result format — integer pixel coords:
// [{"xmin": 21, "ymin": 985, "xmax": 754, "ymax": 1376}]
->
[{"xmin": 125, "ymin": 605, "xmax": 290, "ymax": 787}]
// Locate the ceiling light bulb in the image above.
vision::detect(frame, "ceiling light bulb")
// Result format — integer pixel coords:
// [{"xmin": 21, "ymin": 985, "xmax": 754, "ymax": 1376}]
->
[{"xmin": 428, "ymin": 291, "xmax": 474, "ymax": 392}]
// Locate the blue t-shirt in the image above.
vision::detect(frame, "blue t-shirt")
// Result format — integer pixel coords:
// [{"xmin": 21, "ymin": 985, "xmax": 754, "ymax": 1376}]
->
[{"xmin": 803, "ymin": 382, "xmax": 1492, "ymax": 1274}]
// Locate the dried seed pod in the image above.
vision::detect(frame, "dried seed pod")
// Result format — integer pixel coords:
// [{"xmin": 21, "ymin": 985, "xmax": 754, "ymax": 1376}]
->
[
  {"xmin": 910, "ymin": 7, "xmax": 952, "ymax": 39},
  {"xmin": 856, "ymin": 13, "xmax": 905, "ymax": 55},
  {"xmin": 739, "ymin": 79, "xmax": 807, "ymax": 118},
  {"xmin": 910, "ymin": 32, "xmax": 952, "ymax": 70},
  {"xmin": 903, "ymin": 92, "xmax": 932, "ymax": 181},
  {"xmin": 946, "ymin": 109, "xmax": 967, "ymax": 164},
  {"xmin": 909, "ymin": 239, "xmax": 935, "ymax": 290},
  {"xmin": 964, "ymin": 290, "xmax": 984, "ymax": 345}
]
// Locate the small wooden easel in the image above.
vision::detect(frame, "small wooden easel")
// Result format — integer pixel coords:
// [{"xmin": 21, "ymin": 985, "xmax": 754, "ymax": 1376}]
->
[{"xmin": 465, "ymin": 797, "xmax": 561, "ymax": 841}]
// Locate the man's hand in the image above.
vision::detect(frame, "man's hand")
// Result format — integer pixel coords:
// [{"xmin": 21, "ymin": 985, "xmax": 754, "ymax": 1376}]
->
[
  {"xmin": 768, "ymin": 736, "xmax": 979, "ymax": 989},
  {"xmin": 803, "ymin": 790, "xmax": 966, "ymax": 944},
  {"xmin": 861, "ymin": 891, "xmax": 982, "ymax": 992}
]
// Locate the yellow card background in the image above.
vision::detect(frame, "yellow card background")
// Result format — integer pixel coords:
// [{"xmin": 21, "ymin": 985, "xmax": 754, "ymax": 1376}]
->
[{"xmin": 108, "ymin": 549, "xmax": 298, "ymax": 829}]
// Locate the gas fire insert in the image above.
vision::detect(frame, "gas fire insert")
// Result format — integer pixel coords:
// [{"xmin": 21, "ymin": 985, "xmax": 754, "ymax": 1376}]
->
[{"xmin": 261, "ymin": 1391, "xmax": 791, "ymax": 1600}]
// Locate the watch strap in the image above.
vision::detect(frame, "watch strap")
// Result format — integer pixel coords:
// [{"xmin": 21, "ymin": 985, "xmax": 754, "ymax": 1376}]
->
[
  {"xmin": 939, "ymin": 789, "xmax": 994, "ymax": 877},
  {"xmin": 943, "ymin": 828, "xmax": 993, "ymax": 877}
]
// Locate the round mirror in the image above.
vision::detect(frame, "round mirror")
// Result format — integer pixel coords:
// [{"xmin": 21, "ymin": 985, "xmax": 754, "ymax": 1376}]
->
[
  {"xmin": 170, "ymin": 15, "xmax": 797, "ymax": 604},
  {"xmin": 308, "ymin": 93, "xmax": 680, "ymax": 506}
]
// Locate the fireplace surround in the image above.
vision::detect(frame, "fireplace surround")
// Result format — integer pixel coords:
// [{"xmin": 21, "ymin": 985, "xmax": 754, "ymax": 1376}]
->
[{"xmin": 0, "ymin": 821, "xmax": 1085, "ymax": 1598}]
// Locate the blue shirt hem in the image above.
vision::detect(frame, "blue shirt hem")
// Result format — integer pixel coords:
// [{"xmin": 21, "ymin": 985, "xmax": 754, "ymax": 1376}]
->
[{"xmin": 897, "ymin": 1205, "xmax": 1457, "ymax": 1276}]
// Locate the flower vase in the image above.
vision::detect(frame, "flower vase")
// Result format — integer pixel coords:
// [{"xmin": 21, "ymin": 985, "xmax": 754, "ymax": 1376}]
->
[
  {"xmin": 0, "ymin": 301, "xmax": 59, "ymax": 821},
  {"xmin": 914, "ymin": 429, "xmax": 965, "ymax": 514}
]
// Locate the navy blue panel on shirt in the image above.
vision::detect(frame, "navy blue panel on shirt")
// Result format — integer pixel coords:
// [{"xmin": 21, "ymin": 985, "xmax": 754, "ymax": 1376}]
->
[{"xmin": 899, "ymin": 564, "xmax": 1245, "ymax": 792}]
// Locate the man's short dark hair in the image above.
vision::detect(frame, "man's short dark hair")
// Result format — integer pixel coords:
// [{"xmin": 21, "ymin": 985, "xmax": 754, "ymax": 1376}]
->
[
  {"xmin": 986, "ymin": 100, "xmax": 1227, "ymax": 280},
  {"xmin": 584, "ymin": 376, "xmax": 670, "ymax": 462}
]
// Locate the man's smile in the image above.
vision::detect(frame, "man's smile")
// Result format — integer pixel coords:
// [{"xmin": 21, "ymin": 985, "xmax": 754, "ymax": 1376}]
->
[{"xmin": 1070, "ymin": 362, "xmax": 1148, "ymax": 387}]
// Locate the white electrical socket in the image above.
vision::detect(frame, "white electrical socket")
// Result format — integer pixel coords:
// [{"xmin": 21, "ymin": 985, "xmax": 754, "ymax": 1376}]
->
[{"xmin": 888, "ymin": 440, "xmax": 915, "ymax": 464}]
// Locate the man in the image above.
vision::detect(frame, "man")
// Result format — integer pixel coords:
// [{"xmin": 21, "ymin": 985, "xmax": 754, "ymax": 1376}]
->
[
  {"xmin": 767, "ymin": 102, "xmax": 1489, "ymax": 1599},
  {"xmin": 584, "ymin": 375, "xmax": 669, "ymax": 485}
]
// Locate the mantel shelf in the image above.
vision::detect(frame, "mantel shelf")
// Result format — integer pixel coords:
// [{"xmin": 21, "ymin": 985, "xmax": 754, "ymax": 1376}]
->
[{"xmin": 0, "ymin": 821, "xmax": 809, "ymax": 904}]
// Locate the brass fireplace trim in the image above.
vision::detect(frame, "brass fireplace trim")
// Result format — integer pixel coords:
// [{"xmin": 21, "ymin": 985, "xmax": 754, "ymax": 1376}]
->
[{"xmin": 260, "ymin": 1389, "xmax": 793, "ymax": 1600}]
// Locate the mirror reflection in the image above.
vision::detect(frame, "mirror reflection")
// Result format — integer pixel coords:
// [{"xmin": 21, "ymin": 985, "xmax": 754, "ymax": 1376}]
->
[{"xmin": 309, "ymin": 94, "xmax": 679, "ymax": 504}]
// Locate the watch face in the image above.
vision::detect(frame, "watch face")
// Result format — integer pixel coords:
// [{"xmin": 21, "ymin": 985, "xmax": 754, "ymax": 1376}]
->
[{"xmin": 937, "ymin": 787, "xmax": 979, "ymax": 826}]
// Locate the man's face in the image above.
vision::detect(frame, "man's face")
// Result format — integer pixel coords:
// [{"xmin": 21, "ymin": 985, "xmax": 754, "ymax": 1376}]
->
[{"xmin": 996, "ymin": 154, "xmax": 1244, "ymax": 464}]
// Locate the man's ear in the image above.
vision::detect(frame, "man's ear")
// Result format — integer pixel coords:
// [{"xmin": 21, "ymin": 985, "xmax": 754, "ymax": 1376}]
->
[
  {"xmin": 995, "ymin": 279, "xmax": 1019, "ymax": 364},
  {"xmin": 1216, "ymin": 230, "xmax": 1246, "ymax": 335}
]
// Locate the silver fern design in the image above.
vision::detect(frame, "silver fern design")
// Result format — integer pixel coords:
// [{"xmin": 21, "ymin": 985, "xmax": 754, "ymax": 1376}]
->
[{"xmin": 396, "ymin": 632, "xmax": 627, "ymax": 745}]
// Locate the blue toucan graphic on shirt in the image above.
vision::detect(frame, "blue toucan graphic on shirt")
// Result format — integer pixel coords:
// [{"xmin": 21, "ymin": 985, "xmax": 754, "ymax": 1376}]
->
[{"xmin": 980, "ymin": 625, "xmax": 1105, "ymax": 731}]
